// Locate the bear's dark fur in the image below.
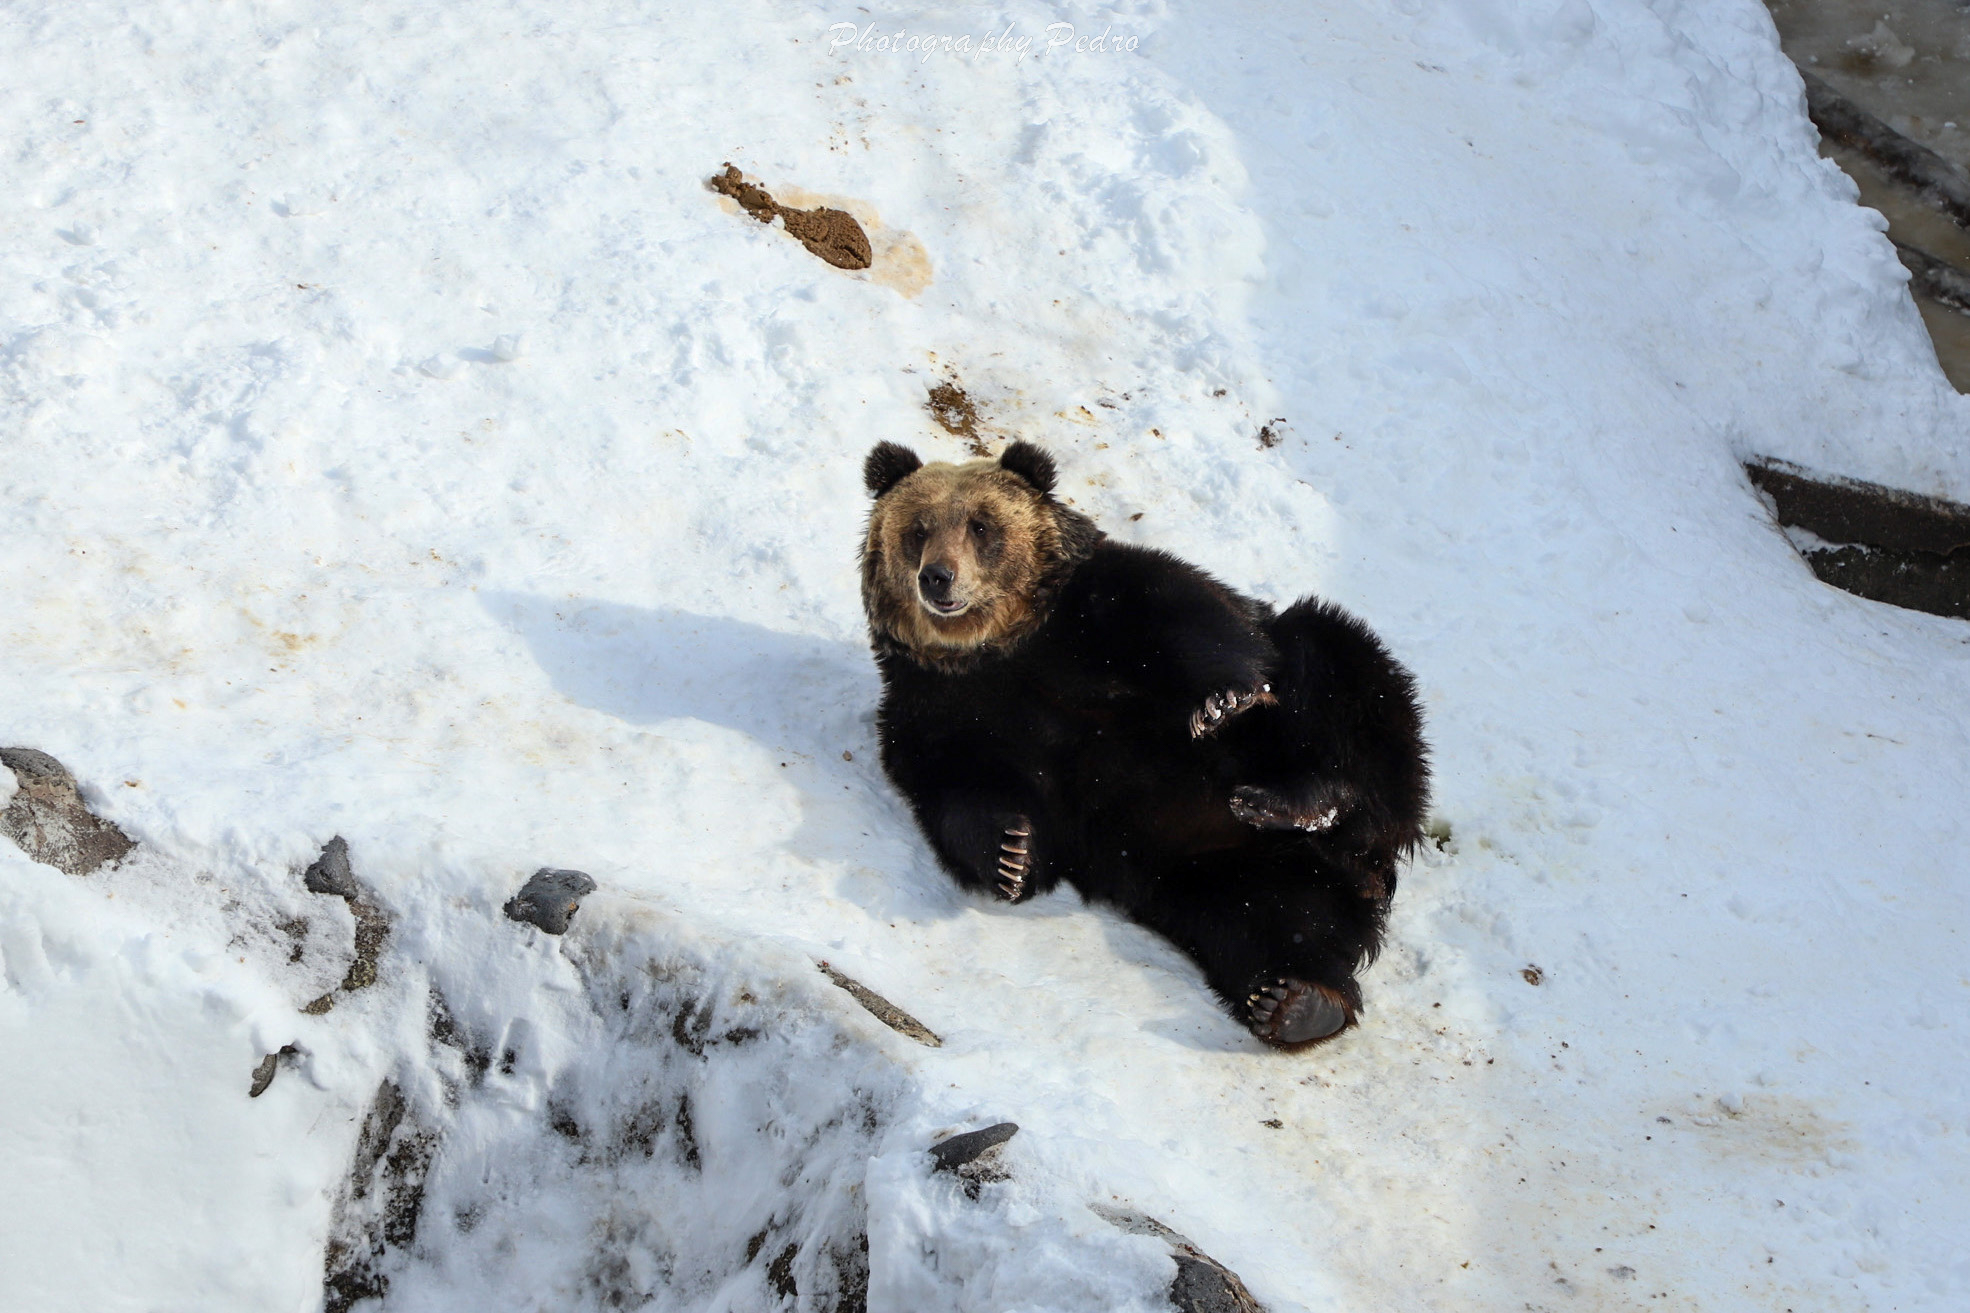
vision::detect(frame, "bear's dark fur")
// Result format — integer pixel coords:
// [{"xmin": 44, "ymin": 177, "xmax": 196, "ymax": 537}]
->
[{"xmin": 861, "ymin": 440, "xmax": 1429, "ymax": 1047}]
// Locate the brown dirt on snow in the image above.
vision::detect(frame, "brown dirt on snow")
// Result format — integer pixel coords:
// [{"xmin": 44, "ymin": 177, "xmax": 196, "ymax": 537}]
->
[
  {"xmin": 926, "ymin": 380, "xmax": 990, "ymax": 455},
  {"xmin": 709, "ymin": 164, "xmax": 872, "ymax": 270}
]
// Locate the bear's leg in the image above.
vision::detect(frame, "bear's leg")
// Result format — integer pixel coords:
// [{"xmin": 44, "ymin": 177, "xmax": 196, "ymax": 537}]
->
[
  {"xmin": 1224, "ymin": 781, "xmax": 1402, "ymax": 901},
  {"xmin": 1132, "ymin": 852, "xmax": 1386, "ymax": 1048},
  {"xmin": 1224, "ymin": 599, "xmax": 1429, "ymax": 871},
  {"xmin": 914, "ymin": 786, "xmax": 1055, "ymax": 904},
  {"xmin": 1228, "ymin": 779, "xmax": 1358, "ymax": 834}
]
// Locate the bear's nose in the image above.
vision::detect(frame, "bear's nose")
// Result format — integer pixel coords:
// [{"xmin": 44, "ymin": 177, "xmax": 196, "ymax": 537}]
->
[{"xmin": 918, "ymin": 563, "xmax": 955, "ymax": 600}]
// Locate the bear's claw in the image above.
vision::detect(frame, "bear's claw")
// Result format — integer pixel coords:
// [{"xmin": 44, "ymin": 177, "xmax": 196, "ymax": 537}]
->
[
  {"xmin": 1188, "ymin": 683, "xmax": 1276, "ymax": 738},
  {"xmin": 1246, "ymin": 978, "xmax": 1351, "ymax": 1046},
  {"xmin": 996, "ymin": 822, "xmax": 1032, "ymax": 902}
]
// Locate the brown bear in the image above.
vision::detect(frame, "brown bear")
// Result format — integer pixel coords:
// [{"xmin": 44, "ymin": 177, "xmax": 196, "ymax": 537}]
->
[{"xmin": 861, "ymin": 440, "xmax": 1429, "ymax": 1047}]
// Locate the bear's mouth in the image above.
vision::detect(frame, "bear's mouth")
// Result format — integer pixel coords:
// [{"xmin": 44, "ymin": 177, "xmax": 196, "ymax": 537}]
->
[{"xmin": 919, "ymin": 594, "xmax": 970, "ymax": 618}]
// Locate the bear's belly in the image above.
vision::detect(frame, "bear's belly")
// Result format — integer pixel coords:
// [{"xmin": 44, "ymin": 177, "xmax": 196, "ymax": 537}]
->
[{"xmin": 1071, "ymin": 725, "xmax": 1248, "ymax": 858}]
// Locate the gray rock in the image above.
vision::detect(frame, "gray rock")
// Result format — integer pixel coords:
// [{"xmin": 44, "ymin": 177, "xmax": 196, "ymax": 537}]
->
[
  {"xmin": 503, "ymin": 867, "xmax": 598, "ymax": 934},
  {"xmin": 1, "ymin": 746, "xmax": 136, "ymax": 876},
  {"xmin": 930, "ymin": 1122, "xmax": 1019, "ymax": 1199},
  {"xmin": 1, "ymin": 747, "xmax": 71, "ymax": 785},
  {"xmin": 1091, "ymin": 1204, "xmax": 1266, "ymax": 1313},
  {"xmin": 304, "ymin": 836, "xmax": 359, "ymax": 898},
  {"xmin": 929, "ymin": 1122, "xmax": 1019, "ymax": 1173}
]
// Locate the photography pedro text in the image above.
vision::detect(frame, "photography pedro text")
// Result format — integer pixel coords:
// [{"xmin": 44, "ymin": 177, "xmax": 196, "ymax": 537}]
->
[{"xmin": 825, "ymin": 22, "xmax": 1140, "ymax": 62}]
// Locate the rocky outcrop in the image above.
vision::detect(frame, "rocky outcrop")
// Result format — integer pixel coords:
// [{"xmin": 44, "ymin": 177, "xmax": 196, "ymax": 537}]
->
[{"xmin": 0, "ymin": 747, "xmax": 135, "ymax": 876}]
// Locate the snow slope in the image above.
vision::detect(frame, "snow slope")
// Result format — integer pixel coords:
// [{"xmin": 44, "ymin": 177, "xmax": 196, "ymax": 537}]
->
[{"xmin": 4, "ymin": 0, "xmax": 1969, "ymax": 1309}]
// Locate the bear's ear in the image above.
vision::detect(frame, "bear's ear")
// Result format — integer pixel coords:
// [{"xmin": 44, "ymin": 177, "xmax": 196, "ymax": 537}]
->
[
  {"xmin": 864, "ymin": 442, "xmax": 923, "ymax": 497},
  {"xmin": 998, "ymin": 441, "xmax": 1057, "ymax": 495}
]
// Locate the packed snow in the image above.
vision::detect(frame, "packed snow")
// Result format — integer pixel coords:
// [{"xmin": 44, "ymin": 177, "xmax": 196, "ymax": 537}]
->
[{"xmin": 4, "ymin": 1, "xmax": 1969, "ymax": 1310}]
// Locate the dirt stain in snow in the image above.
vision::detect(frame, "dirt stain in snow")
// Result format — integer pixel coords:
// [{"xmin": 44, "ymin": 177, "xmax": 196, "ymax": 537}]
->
[
  {"xmin": 1662, "ymin": 1091, "xmax": 1855, "ymax": 1168},
  {"xmin": 925, "ymin": 380, "xmax": 994, "ymax": 456}
]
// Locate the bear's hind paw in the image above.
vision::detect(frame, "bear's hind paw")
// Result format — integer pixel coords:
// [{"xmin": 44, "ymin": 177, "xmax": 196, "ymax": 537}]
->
[
  {"xmin": 1188, "ymin": 683, "xmax": 1276, "ymax": 738},
  {"xmin": 1228, "ymin": 782, "xmax": 1355, "ymax": 833},
  {"xmin": 995, "ymin": 822, "xmax": 1032, "ymax": 902},
  {"xmin": 1246, "ymin": 978, "xmax": 1352, "ymax": 1046}
]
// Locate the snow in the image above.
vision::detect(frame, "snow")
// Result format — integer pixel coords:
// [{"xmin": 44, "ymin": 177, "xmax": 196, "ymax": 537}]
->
[{"xmin": 4, "ymin": 1, "xmax": 1969, "ymax": 1310}]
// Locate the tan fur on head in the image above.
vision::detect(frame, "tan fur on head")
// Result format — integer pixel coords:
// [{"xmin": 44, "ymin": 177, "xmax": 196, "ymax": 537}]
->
[{"xmin": 861, "ymin": 448, "xmax": 1099, "ymax": 670}]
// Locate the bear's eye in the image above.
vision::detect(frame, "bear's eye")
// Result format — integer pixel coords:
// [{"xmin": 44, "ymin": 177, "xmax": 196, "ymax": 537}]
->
[
  {"xmin": 968, "ymin": 519, "xmax": 989, "ymax": 540},
  {"xmin": 905, "ymin": 523, "xmax": 928, "ymax": 547}
]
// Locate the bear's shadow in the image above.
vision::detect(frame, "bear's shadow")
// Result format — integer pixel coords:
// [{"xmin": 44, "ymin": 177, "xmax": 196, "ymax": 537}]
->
[
  {"xmin": 487, "ymin": 591, "xmax": 1273, "ymax": 1054},
  {"xmin": 486, "ymin": 590, "xmax": 945, "ymax": 900},
  {"xmin": 486, "ymin": 591, "xmax": 872, "ymax": 748}
]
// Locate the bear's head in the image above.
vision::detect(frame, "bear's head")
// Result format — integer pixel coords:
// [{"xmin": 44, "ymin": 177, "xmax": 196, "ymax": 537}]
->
[{"xmin": 861, "ymin": 440, "xmax": 1100, "ymax": 667}]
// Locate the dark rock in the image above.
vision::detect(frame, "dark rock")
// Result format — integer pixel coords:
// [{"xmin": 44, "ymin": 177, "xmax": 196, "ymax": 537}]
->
[
  {"xmin": 930, "ymin": 1122, "xmax": 1019, "ymax": 1200},
  {"xmin": 1747, "ymin": 458, "xmax": 1970, "ymax": 621},
  {"xmin": 816, "ymin": 961, "xmax": 942, "ymax": 1047},
  {"xmin": 304, "ymin": 836, "xmax": 360, "ymax": 898},
  {"xmin": 1, "ymin": 747, "xmax": 136, "ymax": 876},
  {"xmin": 1748, "ymin": 458, "xmax": 1970, "ymax": 557},
  {"xmin": 1799, "ymin": 542, "xmax": 1970, "ymax": 622},
  {"xmin": 503, "ymin": 867, "xmax": 598, "ymax": 934},
  {"xmin": 1091, "ymin": 1204, "xmax": 1266, "ymax": 1313},
  {"xmin": 929, "ymin": 1121, "xmax": 1019, "ymax": 1173}
]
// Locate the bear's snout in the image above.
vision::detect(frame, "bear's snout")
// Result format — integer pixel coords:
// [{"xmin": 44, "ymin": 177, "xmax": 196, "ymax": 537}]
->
[{"xmin": 917, "ymin": 562, "xmax": 959, "ymax": 609}]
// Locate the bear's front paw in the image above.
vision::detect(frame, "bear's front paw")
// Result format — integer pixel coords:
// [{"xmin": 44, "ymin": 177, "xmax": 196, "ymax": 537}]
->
[
  {"xmin": 1188, "ymin": 683, "xmax": 1276, "ymax": 738},
  {"xmin": 995, "ymin": 819, "xmax": 1034, "ymax": 903},
  {"xmin": 1246, "ymin": 978, "xmax": 1353, "ymax": 1047}
]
